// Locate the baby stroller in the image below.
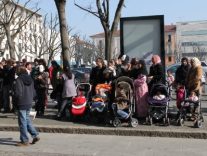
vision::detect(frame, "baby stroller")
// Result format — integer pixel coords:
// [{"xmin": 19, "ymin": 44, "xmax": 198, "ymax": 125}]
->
[
  {"xmin": 67, "ymin": 83, "xmax": 91, "ymax": 121},
  {"xmin": 89, "ymin": 83, "xmax": 111, "ymax": 123},
  {"xmin": 147, "ymin": 83, "xmax": 170, "ymax": 125},
  {"xmin": 112, "ymin": 76, "xmax": 138, "ymax": 128},
  {"xmin": 177, "ymin": 88, "xmax": 204, "ymax": 128}
]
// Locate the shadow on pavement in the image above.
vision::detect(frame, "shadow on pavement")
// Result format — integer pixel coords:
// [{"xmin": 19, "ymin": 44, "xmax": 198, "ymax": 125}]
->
[{"xmin": 0, "ymin": 138, "xmax": 18, "ymax": 146}]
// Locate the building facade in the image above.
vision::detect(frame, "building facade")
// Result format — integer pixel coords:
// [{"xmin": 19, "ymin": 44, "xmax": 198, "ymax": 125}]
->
[
  {"xmin": 176, "ymin": 20, "xmax": 207, "ymax": 61},
  {"xmin": 165, "ymin": 25, "xmax": 176, "ymax": 65},
  {"xmin": 90, "ymin": 31, "xmax": 120, "ymax": 58},
  {"xmin": 0, "ymin": 2, "xmax": 43, "ymax": 62},
  {"xmin": 90, "ymin": 26, "xmax": 177, "ymax": 65}
]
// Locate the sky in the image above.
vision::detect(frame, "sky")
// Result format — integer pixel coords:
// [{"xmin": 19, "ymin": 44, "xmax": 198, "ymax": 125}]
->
[{"xmin": 21, "ymin": 0, "xmax": 207, "ymax": 38}]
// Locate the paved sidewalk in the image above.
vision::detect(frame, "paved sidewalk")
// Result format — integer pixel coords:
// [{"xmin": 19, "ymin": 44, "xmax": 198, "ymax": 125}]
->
[
  {"xmin": 0, "ymin": 97, "xmax": 207, "ymax": 139},
  {"xmin": 1, "ymin": 132, "xmax": 207, "ymax": 156}
]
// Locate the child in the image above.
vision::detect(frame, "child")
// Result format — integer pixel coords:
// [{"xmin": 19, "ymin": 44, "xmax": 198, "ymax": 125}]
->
[
  {"xmin": 176, "ymin": 85, "xmax": 185, "ymax": 109},
  {"xmin": 185, "ymin": 91, "xmax": 199, "ymax": 120},
  {"xmin": 184, "ymin": 91, "xmax": 199, "ymax": 106},
  {"xmin": 95, "ymin": 83, "xmax": 111, "ymax": 97},
  {"xmin": 112, "ymin": 84, "xmax": 129, "ymax": 119},
  {"xmin": 188, "ymin": 91, "xmax": 199, "ymax": 102},
  {"xmin": 153, "ymin": 91, "xmax": 166, "ymax": 100},
  {"xmin": 166, "ymin": 70, "xmax": 175, "ymax": 86}
]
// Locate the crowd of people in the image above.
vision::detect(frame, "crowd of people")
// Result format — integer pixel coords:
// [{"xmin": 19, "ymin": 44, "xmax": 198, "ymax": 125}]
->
[
  {"xmin": 0, "ymin": 55, "xmax": 204, "ymax": 119},
  {"xmin": 0, "ymin": 55, "xmax": 204, "ymax": 145}
]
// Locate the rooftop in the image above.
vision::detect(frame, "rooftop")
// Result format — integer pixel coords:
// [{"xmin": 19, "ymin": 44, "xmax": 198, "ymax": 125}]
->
[{"xmin": 91, "ymin": 25, "xmax": 176, "ymax": 38}]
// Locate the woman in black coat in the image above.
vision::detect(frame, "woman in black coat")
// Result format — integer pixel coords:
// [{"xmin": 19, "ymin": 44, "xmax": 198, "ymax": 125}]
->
[
  {"xmin": 175, "ymin": 57, "xmax": 191, "ymax": 86},
  {"xmin": 148, "ymin": 55, "xmax": 164, "ymax": 90},
  {"xmin": 130, "ymin": 60, "xmax": 148, "ymax": 79},
  {"xmin": 89, "ymin": 58, "xmax": 106, "ymax": 96}
]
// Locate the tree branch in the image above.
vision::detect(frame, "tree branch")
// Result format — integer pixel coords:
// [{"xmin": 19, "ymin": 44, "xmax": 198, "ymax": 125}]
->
[{"xmin": 74, "ymin": 0, "xmax": 100, "ymax": 18}]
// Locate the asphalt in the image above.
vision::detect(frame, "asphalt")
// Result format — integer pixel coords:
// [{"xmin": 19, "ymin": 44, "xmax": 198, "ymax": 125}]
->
[{"xmin": 0, "ymin": 92, "xmax": 207, "ymax": 139}]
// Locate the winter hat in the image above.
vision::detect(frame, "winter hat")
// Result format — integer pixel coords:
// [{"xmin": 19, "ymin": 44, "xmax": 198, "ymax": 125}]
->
[
  {"xmin": 191, "ymin": 57, "xmax": 201, "ymax": 67},
  {"xmin": 121, "ymin": 54, "xmax": 129, "ymax": 64}
]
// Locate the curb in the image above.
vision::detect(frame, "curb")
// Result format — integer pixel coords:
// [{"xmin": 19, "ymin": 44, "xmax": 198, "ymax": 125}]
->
[{"xmin": 0, "ymin": 125, "xmax": 207, "ymax": 139}]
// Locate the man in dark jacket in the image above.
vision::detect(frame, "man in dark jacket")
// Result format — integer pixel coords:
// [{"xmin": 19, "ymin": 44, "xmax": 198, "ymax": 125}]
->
[
  {"xmin": 14, "ymin": 66, "xmax": 40, "ymax": 146},
  {"xmin": 175, "ymin": 57, "xmax": 191, "ymax": 86}
]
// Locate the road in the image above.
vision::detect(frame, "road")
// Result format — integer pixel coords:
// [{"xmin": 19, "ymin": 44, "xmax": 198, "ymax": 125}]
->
[{"xmin": 0, "ymin": 131, "xmax": 206, "ymax": 156}]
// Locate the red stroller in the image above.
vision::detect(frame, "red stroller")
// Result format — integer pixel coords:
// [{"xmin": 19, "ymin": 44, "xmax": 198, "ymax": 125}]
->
[{"xmin": 70, "ymin": 83, "xmax": 91, "ymax": 119}]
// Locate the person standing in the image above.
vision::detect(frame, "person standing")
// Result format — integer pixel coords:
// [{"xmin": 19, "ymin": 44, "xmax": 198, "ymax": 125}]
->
[
  {"xmin": 175, "ymin": 57, "xmax": 190, "ymax": 86},
  {"xmin": 34, "ymin": 65, "xmax": 48, "ymax": 116},
  {"xmin": 57, "ymin": 65, "xmax": 77, "ymax": 119},
  {"xmin": 148, "ymin": 55, "xmax": 164, "ymax": 90},
  {"xmin": 14, "ymin": 66, "xmax": 39, "ymax": 146},
  {"xmin": 175, "ymin": 57, "xmax": 191, "ymax": 109},
  {"xmin": 133, "ymin": 60, "xmax": 149, "ymax": 118},
  {"xmin": 186, "ymin": 57, "xmax": 203, "ymax": 94},
  {"xmin": 2, "ymin": 59, "xmax": 16, "ymax": 113},
  {"xmin": 25, "ymin": 62, "xmax": 32, "ymax": 75},
  {"xmin": 89, "ymin": 58, "xmax": 106, "ymax": 96}
]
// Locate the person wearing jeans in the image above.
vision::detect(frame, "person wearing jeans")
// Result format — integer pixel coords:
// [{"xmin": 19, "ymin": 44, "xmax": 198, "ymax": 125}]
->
[
  {"xmin": 14, "ymin": 66, "xmax": 40, "ymax": 146},
  {"xmin": 18, "ymin": 110, "xmax": 39, "ymax": 144}
]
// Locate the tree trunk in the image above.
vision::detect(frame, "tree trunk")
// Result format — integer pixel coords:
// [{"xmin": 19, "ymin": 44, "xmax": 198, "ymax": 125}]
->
[
  {"xmin": 104, "ymin": 31, "xmax": 113, "ymax": 61},
  {"xmin": 54, "ymin": 0, "xmax": 70, "ymax": 68},
  {"xmin": 48, "ymin": 50, "xmax": 54, "ymax": 66},
  {"xmin": 4, "ymin": 24, "xmax": 16, "ymax": 60}
]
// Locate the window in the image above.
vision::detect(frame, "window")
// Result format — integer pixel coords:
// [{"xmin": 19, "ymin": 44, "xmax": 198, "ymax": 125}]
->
[
  {"xmin": 30, "ymin": 45, "xmax": 32, "ymax": 52},
  {"xmin": 30, "ymin": 34, "xmax": 32, "ymax": 42},
  {"xmin": 168, "ymin": 34, "xmax": 171, "ymax": 42},
  {"xmin": 25, "ymin": 32, "xmax": 27, "ymax": 41},
  {"xmin": 30, "ymin": 23, "xmax": 32, "ymax": 30},
  {"xmin": 39, "ymin": 37, "xmax": 42, "ymax": 43},
  {"xmin": 6, "ymin": 54, "xmax": 9, "ymax": 59},
  {"xmin": 25, "ymin": 44, "xmax": 27, "ymax": 52},
  {"xmin": 34, "ymin": 24, "xmax": 36, "ymax": 32},
  {"xmin": 98, "ymin": 40, "xmax": 103, "ymax": 49},
  {"xmin": 168, "ymin": 56, "xmax": 172, "ymax": 62},
  {"xmin": 18, "ymin": 43, "xmax": 22, "ymax": 51},
  {"xmin": 39, "ymin": 26, "xmax": 41, "ymax": 33}
]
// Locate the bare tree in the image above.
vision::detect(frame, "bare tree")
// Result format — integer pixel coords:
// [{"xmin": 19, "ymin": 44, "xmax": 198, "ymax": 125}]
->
[
  {"xmin": 74, "ymin": 36, "xmax": 98, "ymax": 65},
  {"xmin": 192, "ymin": 44, "xmax": 206, "ymax": 61},
  {"xmin": 26, "ymin": 14, "xmax": 61, "ymax": 65},
  {"xmin": 0, "ymin": 0, "xmax": 40, "ymax": 60},
  {"xmin": 0, "ymin": 26, "xmax": 6, "ymax": 56},
  {"xmin": 74, "ymin": 0, "xmax": 125, "ymax": 60},
  {"xmin": 54, "ymin": 0, "xmax": 71, "ymax": 68},
  {"xmin": 175, "ymin": 41, "xmax": 183, "ymax": 62}
]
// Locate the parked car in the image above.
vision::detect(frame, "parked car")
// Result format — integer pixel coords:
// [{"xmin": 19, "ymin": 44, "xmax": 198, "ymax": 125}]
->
[
  {"xmin": 201, "ymin": 61, "xmax": 207, "ymax": 74},
  {"xmin": 76, "ymin": 67, "xmax": 92, "ymax": 74},
  {"xmin": 166, "ymin": 63, "xmax": 206, "ymax": 84},
  {"xmin": 71, "ymin": 67, "xmax": 91, "ymax": 84}
]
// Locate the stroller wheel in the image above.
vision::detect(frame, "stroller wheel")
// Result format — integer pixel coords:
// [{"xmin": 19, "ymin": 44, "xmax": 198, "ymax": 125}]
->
[
  {"xmin": 149, "ymin": 117, "xmax": 153, "ymax": 125},
  {"xmin": 113, "ymin": 118, "xmax": 121, "ymax": 127},
  {"xmin": 163, "ymin": 117, "xmax": 170, "ymax": 126},
  {"xmin": 146, "ymin": 117, "xmax": 149, "ymax": 124},
  {"xmin": 130, "ymin": 118, "xmax": 138, "ymax": 128},
  {"xmin": 177, "ymin": 118, "xmax": 184, "ymax": 127},
  {"xmin": 167, "ymin": 118, "xmax": 170, "ymax": 125},
  {"xmin": 194, "ymin": 120, "xmax": 202, "ymax": 128},
  {"xmin": 163, "ymin": 118, "xmax": 166, "ymax": 125}
]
